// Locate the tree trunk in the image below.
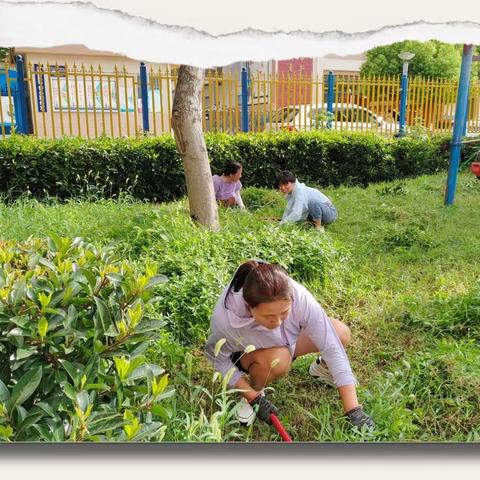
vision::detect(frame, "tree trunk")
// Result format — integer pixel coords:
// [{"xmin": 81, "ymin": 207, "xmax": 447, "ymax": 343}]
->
[{"xmin": 171, "ymin": 65, "xmax": 219, "ymax": 231}]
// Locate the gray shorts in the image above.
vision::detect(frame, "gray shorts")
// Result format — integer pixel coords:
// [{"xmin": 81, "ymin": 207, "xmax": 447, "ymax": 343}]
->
[{"xmin": 307, "ymin": 199, "xmax": 338, "ymax": 225}]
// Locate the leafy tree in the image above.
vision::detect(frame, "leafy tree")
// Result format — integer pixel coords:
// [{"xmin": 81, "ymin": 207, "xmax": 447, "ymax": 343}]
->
[
  {"xmin": 0, "ymin": 47, "xmax": 10, "ymax": 63},
  {"xmin": 361, "ymin": 40, "xmax": 479, "ymax": 80}
]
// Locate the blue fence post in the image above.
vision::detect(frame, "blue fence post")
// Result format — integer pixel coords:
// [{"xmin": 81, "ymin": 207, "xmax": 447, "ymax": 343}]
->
[
  {"xmin": 445, "ymin": 44, "xmax": 474, "ymax": 206},
  {"xmin": 462, "ymin": 97, "xmax": 470, "ymax": 138},
  {"xmin": 15, "ymin": 55, "xmax": 29, "ymax": 134},
  {"xmin": 398, "ymin": 74, "xmax": 409, "ymax": 137},
  {"xmin": 326, "ymin": 71, "xmax": 335, "ymax": 129},
  {"xmin": 139, "ymin": 62, "xmax": 149, "ymax": 133},
  {"xmin": 241, "ymin": 67, "xmax": 249, "ymax": 132}
]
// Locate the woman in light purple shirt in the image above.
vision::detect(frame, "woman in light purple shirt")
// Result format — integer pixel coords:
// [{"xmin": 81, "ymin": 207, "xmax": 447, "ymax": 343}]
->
[
  {"xmin": 205, "ymin": 260, "xmax": 374, "ymax": 429},
  {"xmin": 212, "ymin": 162, "xmax": 245, "ymax": 208}
]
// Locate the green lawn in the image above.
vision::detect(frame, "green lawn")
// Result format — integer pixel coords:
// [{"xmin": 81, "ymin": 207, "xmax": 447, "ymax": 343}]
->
[{"xmin": 1, "ymin": 171, "xmax": 479, "ymax": 442}]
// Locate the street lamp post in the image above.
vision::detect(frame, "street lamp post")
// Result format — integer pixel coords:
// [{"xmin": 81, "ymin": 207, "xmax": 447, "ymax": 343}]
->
[{"xmin": 397, "ymin": 51, "xmax": 415, "ymax": 136}]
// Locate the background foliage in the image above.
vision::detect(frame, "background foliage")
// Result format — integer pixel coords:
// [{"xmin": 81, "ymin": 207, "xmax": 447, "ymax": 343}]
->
[
  {"xmin": 0, "ymin": 131, "xmax": 470, "ymax": 202},
  {"xmin": 360, "ymin": 40, "xmax": 480, "ymax": 79}
]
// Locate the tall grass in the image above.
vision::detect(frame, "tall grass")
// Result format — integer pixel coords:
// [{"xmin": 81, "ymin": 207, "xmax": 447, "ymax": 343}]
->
[{"xmin": 0, "ymin": 172, "xmax": 479, "ymax": 441}]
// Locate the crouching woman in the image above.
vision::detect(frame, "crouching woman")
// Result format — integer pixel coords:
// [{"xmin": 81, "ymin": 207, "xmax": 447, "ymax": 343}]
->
[{"xmin": 205, "ymin": 260, "xmax": 373, "ymax": 429}]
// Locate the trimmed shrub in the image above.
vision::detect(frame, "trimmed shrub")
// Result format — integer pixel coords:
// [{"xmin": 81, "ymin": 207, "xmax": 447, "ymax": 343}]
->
[
  {"xmin": 0, "ymin": 236, "xmax": 172, "ymax": 441},
  {"xmin": 0, "ymin": 135, "xmax": 182, "ymax": 202},
  {"xmin": 0, "ymin": 131, "xmax": 455, "ymax": 202}
]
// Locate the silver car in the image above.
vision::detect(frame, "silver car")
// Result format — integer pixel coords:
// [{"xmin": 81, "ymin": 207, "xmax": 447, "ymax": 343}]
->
[{"xmin": 265, "ymin": 103, "xmax": 398, "ymax": 134}]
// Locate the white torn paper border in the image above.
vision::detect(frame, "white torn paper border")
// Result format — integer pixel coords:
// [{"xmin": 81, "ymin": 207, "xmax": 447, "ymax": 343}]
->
[{"xmin": 1, "ymin": 0, "xmax": 480, "ymax": 67}]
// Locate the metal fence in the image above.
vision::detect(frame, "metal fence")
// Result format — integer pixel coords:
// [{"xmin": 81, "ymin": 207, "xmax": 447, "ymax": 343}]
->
[{"xmin": 2, "ymin": 58, "xmax": 480, "ymax": 139}]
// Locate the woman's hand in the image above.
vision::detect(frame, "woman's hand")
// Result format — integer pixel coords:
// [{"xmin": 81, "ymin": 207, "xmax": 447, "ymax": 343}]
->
[
  {"xmin": 345, "ymin": 406, "xmax": 375, "ymax": 429},
  {"xmin": 250, "ymin": 395, "xmax": 279, "ymax": 424}
]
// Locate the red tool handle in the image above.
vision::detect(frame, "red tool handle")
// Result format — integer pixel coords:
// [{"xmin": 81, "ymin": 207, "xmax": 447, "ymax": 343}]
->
[{"xmin": 269, "ymin": 413, "xmax": 293, "ymax": 442}]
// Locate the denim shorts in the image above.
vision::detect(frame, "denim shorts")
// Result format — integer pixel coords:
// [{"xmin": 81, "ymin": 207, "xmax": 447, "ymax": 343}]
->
[{"xmin": 307, "ymin": 199, "xmax": 338, "ymax": 224}]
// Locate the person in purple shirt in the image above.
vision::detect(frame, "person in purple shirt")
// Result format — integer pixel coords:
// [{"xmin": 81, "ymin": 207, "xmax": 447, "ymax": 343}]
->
[
  {"xmin": 212, "ymin": 162, "xmax": 245, "ymax": 208},
  {"xmin": 205, "ymin": 259, "xmax": 374, "ymax": 429}
]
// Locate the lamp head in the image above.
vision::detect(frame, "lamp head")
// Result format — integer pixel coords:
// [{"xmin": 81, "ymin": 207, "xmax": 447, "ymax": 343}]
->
[{"xmin": 398, "ymin": 52, "xmax": 415, "ymax": 62}]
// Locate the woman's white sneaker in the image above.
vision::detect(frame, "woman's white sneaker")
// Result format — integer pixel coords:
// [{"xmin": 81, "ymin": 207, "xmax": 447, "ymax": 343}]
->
[
  {"xmin": 235, "ymin": 397, "xmax": 256, "ymax": 425},
  {"xmin": 309, "ymin": 356, "xmax": 335, "ymax": 387}
]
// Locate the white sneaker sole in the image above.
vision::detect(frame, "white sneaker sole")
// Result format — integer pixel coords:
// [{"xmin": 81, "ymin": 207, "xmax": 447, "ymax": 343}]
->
[
  {"xmin": 235, "ymin": 399, "xmax": 256, "ymax": 426},
  {"xmin": 309, "ymin": 359, "xmax": 335, "ymax": 387}
]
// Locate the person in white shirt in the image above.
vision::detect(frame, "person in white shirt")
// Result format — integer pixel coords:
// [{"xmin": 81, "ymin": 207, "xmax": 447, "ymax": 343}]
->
[{"xmin": 277, "ymin": 170, "xmax": 337, "ymax": 232}]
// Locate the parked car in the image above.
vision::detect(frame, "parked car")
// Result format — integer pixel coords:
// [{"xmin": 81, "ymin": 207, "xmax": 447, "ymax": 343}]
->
[{"xmin": 265, "ymin": 103, "xmax": 397, "ymax": 133}]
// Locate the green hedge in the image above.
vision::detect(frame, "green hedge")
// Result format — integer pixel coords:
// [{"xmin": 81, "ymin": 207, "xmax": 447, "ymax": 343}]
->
[{"xmin": 0, "ymin": 131, "xmax": 472, "ymax": 202}]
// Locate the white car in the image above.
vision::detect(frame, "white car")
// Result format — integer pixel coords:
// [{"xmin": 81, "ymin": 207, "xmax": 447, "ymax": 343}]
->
[{"xmin": 265, "ymin": 103, "xmax": 398, "ymax": 134}]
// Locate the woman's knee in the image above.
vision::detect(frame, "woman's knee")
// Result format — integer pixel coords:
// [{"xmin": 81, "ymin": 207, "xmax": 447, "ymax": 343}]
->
[
  {"xmin": 332, "ymin": 318, "xmax": 352, "ymax": 347},
  {"xmin": 255, "ymin": 347, "xmax": 292, "ymax": 378}
]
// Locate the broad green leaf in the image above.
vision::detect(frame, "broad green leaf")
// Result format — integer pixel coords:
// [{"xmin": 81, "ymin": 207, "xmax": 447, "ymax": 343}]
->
[
  {"xmin": 83, "ymin": 354, "xmax": 100, "ymax": 385},
  {"xmin": 129, "ymin": 342, "xmax": 150, "ymax": 357},
  {"xmin": 37, "ymin": 316, "xmax": 48, "ymax": 339},
  {"xmin": 38, "ymin": 291, "xmax": 53, "ymax": 310},
  {"xmin": 15, "ymin": 410, "xmax": 45, "ymax": 440},
  {"xmin": 0, "ymin": 378, "xmax": 11, "ymax": 406},
  {"xmin": 63, "ymin": 383, "xmax": 77, "ymax": 402},
  {"xmin": 150, "ymin": 404, "xmax": 171, "ymax": 420},
  {"xmin": 73, "ymin": 269, "xmax": 96, "ymax": 289},
  {"xmin": 6, "ymin": 328, "xmax": 24, "ymax": 348},
  {"xmin": 64, "ymin": 304, "xmax": 78, "ymax": 328},
  {"xmin": 127, "ymin": 302, "xmax": 143, "ymax": 328},
  {"xmin": 94, "ymin": 297, "xmax": 113, "ymax": 332},
  {"xmin": 9, "ymin": 316, "xmax": 30, "ymax": 328},
  {"xmin": 87, "ymin": 413, "xmax": 127, "ymax": 435},
  {"xmin": 35, "ymin": 401, "xmax": 56, "ymax": 417},
  {"xmin": 27, "ymin": 253, "xmax": 41, "ymax": 270},
  {"xmin": 113, "ymin": 356, "xmax": 130, "ymax": 382},
  {"xmin": 9, "ymin": 366, "xmax": 42, "ymax": 412},
  {"xmin": 135, "ymin": 319, "xmax": 166, "ymax": 333},
  {"xmin": 152, "ymin": 374, "xmax": 168, "ymax": 396},
  {"xmin": 76, "ymin": 391, "xmax": 90, "ymax": 413},
  {"xmin": 155, "ymin": 389, "xmax": 176, "ymax": 402},
  {"xmin": 59, "ymin": 359, "xmax": 82, "ymax": 385},
  {"xmin": 123, "ymin": 416, "xmax": 141, "ymax": 440},
  {"xmin": 15, "ymin": 405, "xmax": 28, "ymax": 423},
  {"xmin": 46, "ymin": 232, "xmax": 61, "ymax": 251},
  {"xmin": 130, "ymin": 422, "xmax": 165, "ymax": 442},
  {"xmin": 84, "ymin": 383, "xmax": 109, "ymax": 391},
  {"xmin": 16, "ymin": 347, "xmax": 37, "ymax": 360},
  {"xmin": 39, "ymin": 258, "xmax": 56, "ymax": 271},
  {"xmin": 31, "ymin": 423, "xmax": 55, "ymax": 441},
  {"xmin": 104, "ymin": 325, "xmax": 119, "ymax": 337},
  {"xmin": 126, "ymin": 356, "xmax": 146, "ymax": 377},
  {"xmin": 145, "ymin": 275, "xmax": 168, "ymax": 289},
  {"xmin": 0, "ymin": 425, "xmax": 14, "ymax": 440},
  {"xmin": 128, "ymin": 364, "xmax": 164, "ymax": 382},
  {"xmin": 9, "ymin": 279, "xmax": 26, "ymax": 306},
  {"xmin": 106, "ymin": 273, "xmax": 124, "ymax": 285}
]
